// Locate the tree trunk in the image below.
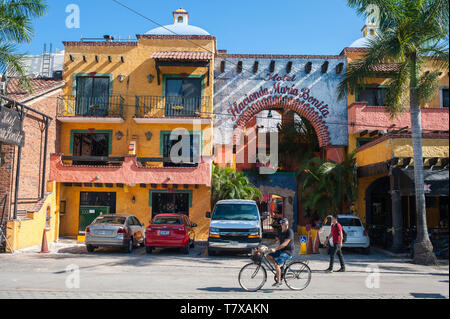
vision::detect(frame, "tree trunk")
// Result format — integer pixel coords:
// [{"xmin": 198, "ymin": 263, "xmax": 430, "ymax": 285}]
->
[{"xmin": 409, "ymin": 88, "xmax": 437, "ymax": 265}]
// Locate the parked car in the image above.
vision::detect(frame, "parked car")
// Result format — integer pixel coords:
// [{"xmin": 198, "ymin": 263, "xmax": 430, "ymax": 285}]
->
[
  {"xmin": 85, "ymin": 214, "xmax": 145, "ymax": 253},
  {"xmin": 145, "ymin": 214, "xmax": 197, "ymax": 254},
  {"xmin": 206, "ymin": 200, "xmax": 263, "ymax": 256},
  {"xmin": 318, "ymin": 215, "xmax": 370, "ymax": 254}
]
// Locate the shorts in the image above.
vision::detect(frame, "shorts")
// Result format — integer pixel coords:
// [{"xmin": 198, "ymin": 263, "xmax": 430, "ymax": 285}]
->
[{"xmin": 268, "ymin": 250, "xmax": 292, "ymax": 266}]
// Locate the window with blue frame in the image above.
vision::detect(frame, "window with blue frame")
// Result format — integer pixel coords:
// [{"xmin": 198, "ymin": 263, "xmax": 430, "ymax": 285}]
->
[
  {"xmin": 357, "ymin": 87, "xmax": 387, "ymax": 106},
  {"xmin": 75, "ymin": 76, "xmax": 110, "ymax": 116},
  {"xmin": 165, "ymin": 77, "xmax": 202, "ymax": 117},
  {"xmin": 161, "ymin": 132, "xmax": 201, "ymax": 167}
]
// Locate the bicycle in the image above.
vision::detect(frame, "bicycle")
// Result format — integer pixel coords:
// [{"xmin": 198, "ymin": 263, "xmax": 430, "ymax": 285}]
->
[{"xmin": 238, "ymin": 247, "xmax": 312, "ymax": 292}]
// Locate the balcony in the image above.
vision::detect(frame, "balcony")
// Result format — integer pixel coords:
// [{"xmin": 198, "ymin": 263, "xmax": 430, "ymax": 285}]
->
[
  {"xmin": 57, "ymin": 95, "xmax": 125, "ymax": 123},
  {"xmin": 50, "ymin": 154, "xmax": 212, "ymax": 187},
  {"xmin": 348, "ymin": 102, "xmax": 449, "ymax": 135},
  {"xmin": 134, "ymin": 96, "xmax": 212, "ymax": 124}
]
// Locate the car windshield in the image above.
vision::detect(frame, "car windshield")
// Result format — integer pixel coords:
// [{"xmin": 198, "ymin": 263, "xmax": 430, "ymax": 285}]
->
[
  {"xmin": 153, "ymin": 216, "xmax": 183, "ymax": 225},
  {"xmin": 339, "ymin": 218, "xmax": 362, "ymax": 227},
  {"xmin": 212, "ymin": 204, "xmax": 259, "ymax": 221},
  {"xmin": 94, "ymin": 216, "xmax": 126, "ymax": 225}
]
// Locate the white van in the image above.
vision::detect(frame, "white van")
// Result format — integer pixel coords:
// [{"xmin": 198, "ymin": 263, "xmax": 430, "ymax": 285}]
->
[{"xmin": 206, "ymin": 200, "xmax": 263, "ymax": 256}]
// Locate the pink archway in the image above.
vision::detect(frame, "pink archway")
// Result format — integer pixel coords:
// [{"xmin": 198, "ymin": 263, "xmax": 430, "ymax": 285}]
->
[{"xmin": 232, "ymin": 102, "xmax": 331, "ymax": 148}]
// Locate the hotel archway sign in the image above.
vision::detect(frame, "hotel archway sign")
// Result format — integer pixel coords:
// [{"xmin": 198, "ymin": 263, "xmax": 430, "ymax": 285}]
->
[{"xmin": 213, "ymin": 55, "xmax": 349, "ymax": 161}]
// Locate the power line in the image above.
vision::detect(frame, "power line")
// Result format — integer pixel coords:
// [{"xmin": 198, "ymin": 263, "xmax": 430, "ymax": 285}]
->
[
  {"xmin": 110, "ymin": 0, "xmax": 301, "ymax": 78},
  {"xmin": 23, "ymin": 94, "xmax": 445, "ymax": 130}
]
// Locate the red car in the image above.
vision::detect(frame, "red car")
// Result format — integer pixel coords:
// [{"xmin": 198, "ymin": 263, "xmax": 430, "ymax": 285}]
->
[{"xmin": 145, "ymin": 214, "xmax": 197, "ymax": 254}]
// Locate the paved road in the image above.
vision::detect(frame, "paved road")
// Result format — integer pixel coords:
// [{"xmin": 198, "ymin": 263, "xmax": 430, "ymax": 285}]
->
[{"xmin": 0, "ymin": 240, "xmax": 448, "ymax": 299}]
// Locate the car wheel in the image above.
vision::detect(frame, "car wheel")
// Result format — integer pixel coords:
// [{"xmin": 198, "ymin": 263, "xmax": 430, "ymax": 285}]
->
[
  {"xmin": 183, "ymin": 243, "xmax": 190, "ymax": 255},
  {"xmin": 124, "ymin": 238, "xmax": 133, "ymax": 253},
  {"xmin": 145, "ymin": 246, "xmax": 153, "ymax": 254},
  {"xmin": 86, "ymin": 245, "xmax": 95, "ymax": 253},
  {"xmin": 363, "ymin": 247, "xmax": 370, "ymax": 255}
]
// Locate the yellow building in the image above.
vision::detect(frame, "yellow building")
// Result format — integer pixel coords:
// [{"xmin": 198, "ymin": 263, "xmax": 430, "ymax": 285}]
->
[
  {"xmin": 50, "ymin": 9, "xmax": 215, "ymax": 241},
  {"xmin": 343, "ymin": 22, "xmax": 449, "ymax": 251}
]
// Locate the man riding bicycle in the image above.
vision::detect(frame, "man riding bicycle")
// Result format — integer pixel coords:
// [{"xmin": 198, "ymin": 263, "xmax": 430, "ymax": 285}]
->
[{"xmin": 266, "ymin": 217, "xmax": 294, "ymax": 287}]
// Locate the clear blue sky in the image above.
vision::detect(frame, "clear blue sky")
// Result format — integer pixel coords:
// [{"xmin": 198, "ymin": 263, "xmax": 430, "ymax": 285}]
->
[{"xmin": 19, "ymin": 0, "xmax": 367, "ymax": 55}]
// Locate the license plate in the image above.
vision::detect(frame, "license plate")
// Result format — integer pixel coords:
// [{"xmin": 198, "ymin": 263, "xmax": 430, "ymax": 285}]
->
[
  {"xmin": 229, "ymin": 241, "xmax": 238, "ymax": 245},
  {"xmin": 96, "ymin": 230, "xmax": 112, "ymax": 235},
  {"xmin": 160, "ymin": 231, "xmax": 170, "ymax": 236}
]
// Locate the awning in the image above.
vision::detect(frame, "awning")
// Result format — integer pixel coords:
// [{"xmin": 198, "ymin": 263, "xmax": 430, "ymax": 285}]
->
[
  {"xmin": 151, "ymin": 51, "xmax": 213, "ymax": 60},
  {"xmin": 398, "ymin": 167, "xmax": 449, "ymax": 197},
  {"xmin": 151, "ymin": 51, "xmax": 212, "ymax": 86}
]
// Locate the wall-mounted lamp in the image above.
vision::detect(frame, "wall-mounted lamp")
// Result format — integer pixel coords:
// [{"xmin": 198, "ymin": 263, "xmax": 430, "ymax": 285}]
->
[
  {"xmin": 147, "ymin": 74, "xmax": 154, "ymax": 83},
  {"xmin": 131, "ymin": 196, "xmax": 136, "ymax": 204},
  {"xmin": 145, "ymin": 131, "xmax": 153, "ymax": 141},
  {"xmin": 118, "ymin": 74, "xmax": 126, "ymax": 82},
  {"xmin": 115, "ymin": 131, "xmax": 124, "ymax": 140}
]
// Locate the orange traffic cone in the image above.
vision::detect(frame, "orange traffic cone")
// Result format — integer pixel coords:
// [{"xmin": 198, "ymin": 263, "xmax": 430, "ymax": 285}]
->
[
  {"xmin": 40, "ymin": 228, "xmax": 49, "ymax": 253},
  {"xmin": 313, "ymin": 231, "xmax": 320, "ymax": 254},
  {"xmin": 307, "ymin": 231, "xmax": 313, "ymax": 254}
]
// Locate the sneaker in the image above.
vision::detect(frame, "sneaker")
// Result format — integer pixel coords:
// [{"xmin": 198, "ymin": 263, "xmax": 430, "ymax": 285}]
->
[
  {"xmin": 272, "ymin": 281, "xmax": 283, "ymax": 287},
  {"xmin": 336, "ymin": 268, "xmax": 346, "ymax": 272},
  {"xmin": 325, "ymin": 268, "xmax": 333, "ymax": 273}
]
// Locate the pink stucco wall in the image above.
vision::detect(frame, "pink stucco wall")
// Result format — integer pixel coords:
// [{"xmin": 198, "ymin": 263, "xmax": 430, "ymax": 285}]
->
[
  {"xmin": 49, "ymin": 154, "xmax": 212, "ymax": 186},
  {"xmin": 348, "ymin": 102, "xmax": 449, "ymax": 134}
]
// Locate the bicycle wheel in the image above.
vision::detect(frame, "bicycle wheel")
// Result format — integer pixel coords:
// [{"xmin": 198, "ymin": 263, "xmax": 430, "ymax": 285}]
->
[
  {"xmin": 238, "ymin": 263, "xmax": 267, "ymax": 292},
  {"xmin": 283, "ymin": 261, "xmax": 312, "ymax": 291}
]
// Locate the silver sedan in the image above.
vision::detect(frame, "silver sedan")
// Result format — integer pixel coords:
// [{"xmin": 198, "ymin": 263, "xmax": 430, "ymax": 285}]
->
[{"xmin": 85, "ymin": 215, "xmax": 145, "ymax": 253}]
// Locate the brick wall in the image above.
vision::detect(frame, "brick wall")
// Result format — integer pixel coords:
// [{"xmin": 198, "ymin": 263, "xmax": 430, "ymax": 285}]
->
[{"xmin": 1, "ymin": 88, "xmax": 61, "ymax": 219}]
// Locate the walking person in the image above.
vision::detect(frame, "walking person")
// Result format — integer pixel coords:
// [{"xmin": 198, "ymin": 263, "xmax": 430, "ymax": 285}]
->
[{"xmin": 324, "ymin": 215, "xmax": 346, "ymax": 273}]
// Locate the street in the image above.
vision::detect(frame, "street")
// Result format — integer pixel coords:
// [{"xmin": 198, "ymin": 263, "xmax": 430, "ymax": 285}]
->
[{"xmin": 0, "ymin": 239, "xmax": 448, "ymax": 299}]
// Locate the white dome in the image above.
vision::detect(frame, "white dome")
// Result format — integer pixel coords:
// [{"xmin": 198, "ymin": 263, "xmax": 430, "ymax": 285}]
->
[
  {"xmin": 349, "ymin": 37, "xmax": 372, "ymax": 48},
  {"xmin": 146, "ymin": 9, "xmax": 210, "ymax": 36},
  {"xmin": 146, "ymin": 24, "xmax": 210, "ymax": 36}
]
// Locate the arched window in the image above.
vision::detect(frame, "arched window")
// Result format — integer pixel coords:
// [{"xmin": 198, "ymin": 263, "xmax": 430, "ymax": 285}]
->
[{"xmin": 178, "ymin": 16, "xmax": 183, "ymax": 23}]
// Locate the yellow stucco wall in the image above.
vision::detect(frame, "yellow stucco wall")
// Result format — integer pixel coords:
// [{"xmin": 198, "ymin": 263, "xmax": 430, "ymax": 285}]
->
[
  {"xmin": 345, "ymin": 50, "xmax": 449, "ymax": 109},
  {"xmin": 392, "ymin": 138, "xmax": 449, "ymax": 158},
  {"xmin": 355, "ymin": 139, "xmax": 393, "ymax": 167},
  {"xmin": 59, "ymin": 184, "xmax": 211, "ymax": 240},
  {"xmin": 6, "ymin": 182, "xmax": 59, "ymax": 252},
  {"xmin": 55, "ymin": 36, "xmax": 217, "ymax": 243}
]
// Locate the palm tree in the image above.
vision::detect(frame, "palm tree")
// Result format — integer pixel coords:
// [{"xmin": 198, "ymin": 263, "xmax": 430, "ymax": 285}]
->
[
  {"xmin": 211, "ymin": 164, "xmax": 262, "ymax": 209},
  {"xmin": 0, "ymin": 0, "xmax": 47, "ymax": 89},
  {"xmin": 339, "ymin": 0, "xmax": 448, "ymax": 265},
  {"xmin": 301, "ymin": 152, "xmax": 357, "ymax": 219}
]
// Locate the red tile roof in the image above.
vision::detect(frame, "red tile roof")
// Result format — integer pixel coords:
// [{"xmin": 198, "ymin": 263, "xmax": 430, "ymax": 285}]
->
[
  {"xmin": 5, "ymin": 77, "xmax": 65, "ymax": 102},
  {"xmin": 151, "ymin": 51, "xmax": 213, "ymax": 60},
  {"xmin": 370, "ymin": 63, "xmax": 401, "ymax": 72}
]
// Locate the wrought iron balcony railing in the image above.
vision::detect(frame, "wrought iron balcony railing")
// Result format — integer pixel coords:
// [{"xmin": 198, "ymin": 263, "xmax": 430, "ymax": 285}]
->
[
  {"xmin": 135, "ymin": 96, "xmax": 212, "ymax": 118},
  {"xmin": 57, "ymin": 95, "xmax": 124, "ymax": 117}
]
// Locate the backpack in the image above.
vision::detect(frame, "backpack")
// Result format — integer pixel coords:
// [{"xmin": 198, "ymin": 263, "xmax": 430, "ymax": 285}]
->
[{"xmin": 342, "ymin": 228, "xmax": 347, "ymax": 243}]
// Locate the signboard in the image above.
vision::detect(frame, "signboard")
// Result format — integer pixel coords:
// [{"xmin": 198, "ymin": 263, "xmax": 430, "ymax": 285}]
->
[
  {"xmin": 214, "ymin": 57, "xmax": 349, "ymax": 146},
  {"xmin": 0, "ymin": 105, "xmax": 25, "ymax": 146}
]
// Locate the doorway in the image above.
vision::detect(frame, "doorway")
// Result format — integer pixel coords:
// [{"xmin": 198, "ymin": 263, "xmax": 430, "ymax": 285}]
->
[
  {"xmin": 78, "ymin": 192, "xmax": 116, "ymax": 236},
  {"xmin": 259, "ymin": 194, "xmax": 284, "ymax": 235}
]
